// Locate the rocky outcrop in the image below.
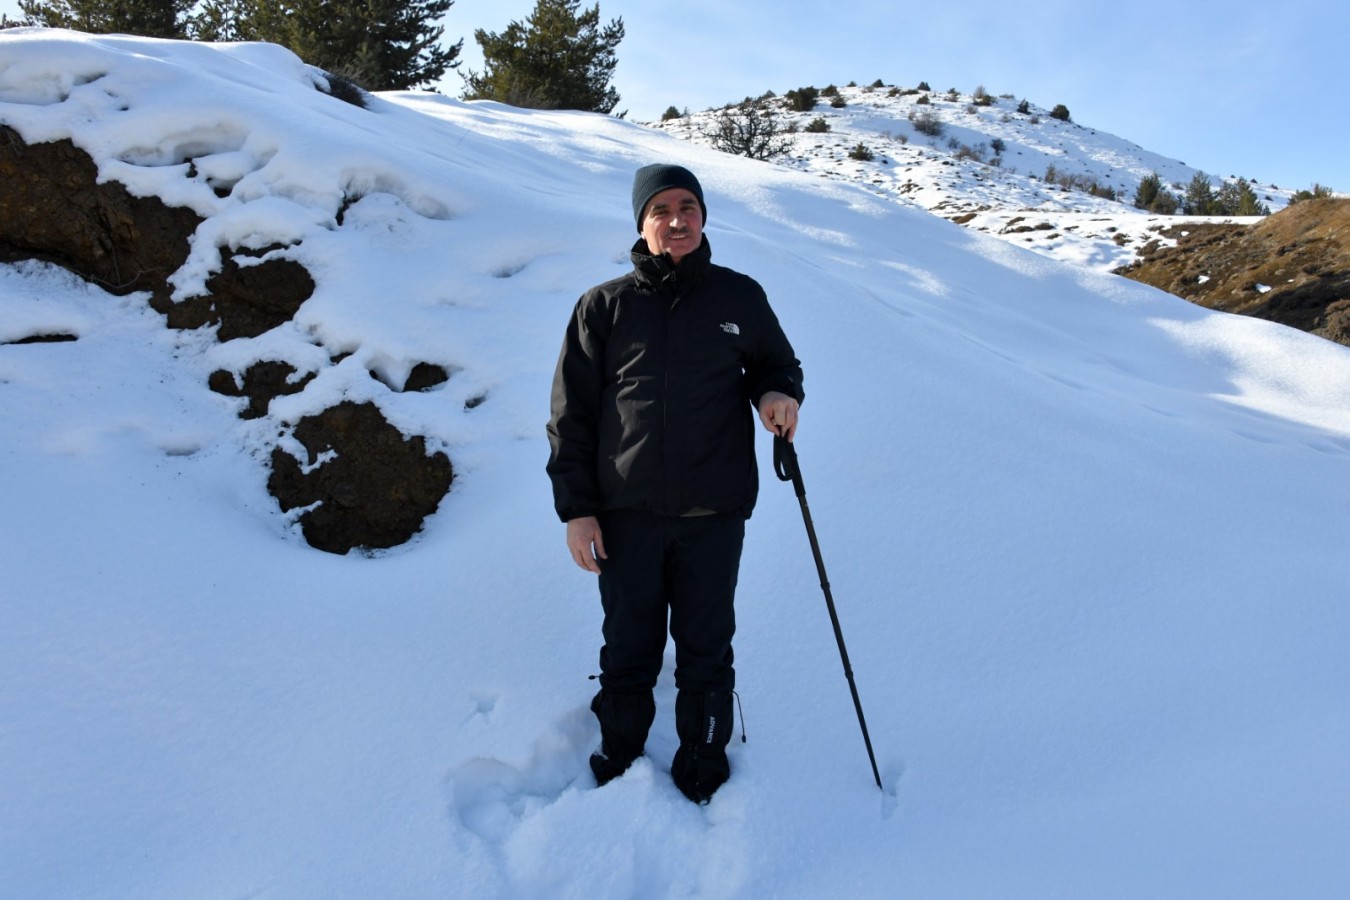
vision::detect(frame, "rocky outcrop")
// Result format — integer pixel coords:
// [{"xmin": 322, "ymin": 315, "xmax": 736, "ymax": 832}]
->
[
  {"xmin": 0, "ymin": 125, "xmax": 453, "ymax": 553},
  {"xmin": 0, "ymin": 125, "xmax": 315, "ymax": 337},
  {"xmin": 0, "ymin": 124, "xmax": 201, "ymax": 299},
  {"xmin": 1117, "ymin": 199, "xmax": 1350, "ymax": 346},
  {"xmin": 267, "ymin": 401, "xmax": 453, "ymax": 555}
]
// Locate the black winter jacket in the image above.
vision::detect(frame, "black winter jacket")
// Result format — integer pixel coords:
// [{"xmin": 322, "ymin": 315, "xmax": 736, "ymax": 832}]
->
[{"xmin": 547, "ymin": 236, "xmax": 804, "ymax": 522}]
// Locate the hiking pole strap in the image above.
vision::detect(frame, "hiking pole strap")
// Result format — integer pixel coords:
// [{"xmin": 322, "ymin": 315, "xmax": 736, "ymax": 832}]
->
[{"xmin": 773, "ymin": 433, "xmax": 806, "ymax": 498}]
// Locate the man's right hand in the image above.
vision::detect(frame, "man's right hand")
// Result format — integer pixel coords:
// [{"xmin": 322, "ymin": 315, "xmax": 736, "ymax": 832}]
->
[{"xmin": 566, "ymin": 516, "xmax": 607, "ymax": 574}]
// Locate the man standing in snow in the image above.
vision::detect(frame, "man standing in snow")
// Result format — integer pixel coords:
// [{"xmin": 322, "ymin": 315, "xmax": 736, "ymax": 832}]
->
[{"xmin": 547, "ymin": 163, "xmax": 804, "ymax": 804}]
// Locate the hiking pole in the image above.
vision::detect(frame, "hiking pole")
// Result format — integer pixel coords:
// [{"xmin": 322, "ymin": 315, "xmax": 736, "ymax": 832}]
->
[{"xmin": 773, "ymin": 435, "xmax": 883, "ymax": 791}]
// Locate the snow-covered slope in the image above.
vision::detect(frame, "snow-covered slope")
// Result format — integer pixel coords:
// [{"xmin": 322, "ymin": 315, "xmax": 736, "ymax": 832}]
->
[
  {"xmin": 654, "ymin": 82, "xmax": 1291, "ymax": 274},
  {"xmin": 3, "ymin": 30, "xmax": 1350, "ymax": 900}
]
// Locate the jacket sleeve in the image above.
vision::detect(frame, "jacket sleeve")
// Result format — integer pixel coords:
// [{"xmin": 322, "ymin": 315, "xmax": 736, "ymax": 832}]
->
[
  {"xmin": 744, "ymin": 284, "xmax": 805, "ymax": 409},
  {"xmin": 546, "ymin": 290, "xmax": 607, "ymax": 522}
]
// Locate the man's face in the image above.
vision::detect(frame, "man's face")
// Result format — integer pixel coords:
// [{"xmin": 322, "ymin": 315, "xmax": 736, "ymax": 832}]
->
[{"xmin": 640, "ymin": 187, "xmax": 703, "ymax": 263}]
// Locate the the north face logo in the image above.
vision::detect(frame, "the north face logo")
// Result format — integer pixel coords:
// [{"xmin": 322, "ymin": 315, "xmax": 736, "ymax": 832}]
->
[{"xmin": 719, "ymin": 322, "xmax": 740, "ymax": 335}]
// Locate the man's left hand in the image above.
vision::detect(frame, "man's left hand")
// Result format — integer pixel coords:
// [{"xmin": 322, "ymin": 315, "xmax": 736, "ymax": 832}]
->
[{"xmin": 758, "ymin": 391, "xmax": 800, "ymax": 441}]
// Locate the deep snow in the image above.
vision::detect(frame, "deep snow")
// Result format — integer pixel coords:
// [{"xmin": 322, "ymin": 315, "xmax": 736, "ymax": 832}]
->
[{"xmin": 2, "ymin": 29, "xmax": 1349, "ymax": 900}]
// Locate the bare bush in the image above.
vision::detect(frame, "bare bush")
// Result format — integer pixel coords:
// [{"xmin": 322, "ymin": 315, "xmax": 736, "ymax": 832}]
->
[
  {"xmin": 704, "ymin": 102, "xmax": 793, "ymax": 160},
  {"xmin": 909, "ymin": 109, "xmax": 944, "ymax": 137}
]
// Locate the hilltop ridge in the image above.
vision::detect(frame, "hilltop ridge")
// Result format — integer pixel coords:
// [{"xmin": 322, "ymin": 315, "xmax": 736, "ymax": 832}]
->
[{"xmin": 651, "ymin": 81, "xmax": 1294, "ymax": 274}]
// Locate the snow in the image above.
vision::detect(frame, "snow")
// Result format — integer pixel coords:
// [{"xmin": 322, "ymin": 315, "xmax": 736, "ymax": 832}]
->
[{"xmin": 3, "ymin": 29, "xmax": 1350, "ymax": 899}]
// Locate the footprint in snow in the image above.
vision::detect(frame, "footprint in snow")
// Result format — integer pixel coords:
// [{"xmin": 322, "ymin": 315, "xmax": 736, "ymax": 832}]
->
[{"xmin": 447, "ymin": 703, "xmax": 595, "ymax": 843}]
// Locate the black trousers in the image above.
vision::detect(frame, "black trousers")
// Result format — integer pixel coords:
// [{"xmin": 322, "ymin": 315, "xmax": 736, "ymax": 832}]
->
[{"xmin": 595, "ymin": 509, "xmax": 744, "ymax": 696}]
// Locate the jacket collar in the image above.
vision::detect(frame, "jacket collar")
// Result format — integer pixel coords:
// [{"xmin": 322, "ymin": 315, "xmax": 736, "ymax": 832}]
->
[{"xmin": 631, "ymin": 235, "xmax": 711, "ymax": 294}]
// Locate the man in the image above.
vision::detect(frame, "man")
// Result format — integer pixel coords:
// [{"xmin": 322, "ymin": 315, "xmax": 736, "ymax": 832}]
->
[{"xmin": 546, "ymin": 163, "xmax": 804, "ymax": 804}]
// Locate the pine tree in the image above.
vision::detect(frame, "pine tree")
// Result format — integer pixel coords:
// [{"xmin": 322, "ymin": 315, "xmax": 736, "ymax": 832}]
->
[
  {"xmin": 189, "ymin": 0, "xmax": 459, "ymax": 91},
  {"xmin": 462, "ymin": 0, "xmax": 624, "ymax": 113},
  {"xmin": 1215, "ymin": 178, "xmax": 1270, "ymax": 217},
  {"xmin": 1134, "ymin": 172, "xmax": 1163, "ymax": 210},
  {"xmin": 288, "ymin": 0, "xmax": 460, "ymax": 91},
  {"xmin": 1128, "ymin": 171, "xmax": 1177, "ymax": 213},
  {"xmin": 17, "ymin": 0, "xmax": 194, "ymax": 38},
  {"xmin": 189, "ymin": 0, "xmax": 277, "ymax": 43},
  {"xmin": 1183, "ymin": 172, "xmax": 1217, "ymax": 215}
]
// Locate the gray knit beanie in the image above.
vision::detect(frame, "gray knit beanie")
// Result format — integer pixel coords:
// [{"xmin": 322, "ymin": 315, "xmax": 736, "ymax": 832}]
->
[{"xmin": 631, "ymin": 163, "xmax": 706, "ymax": 231}]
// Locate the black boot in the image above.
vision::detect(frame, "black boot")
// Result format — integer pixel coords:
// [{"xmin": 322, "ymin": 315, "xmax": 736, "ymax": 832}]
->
[
  {"xmin": 671, "ymin": 689, "xmax": 734, "ymax": 804},
  {"xmin": 589, "ymin": 687, "xmax": 656, "ymax": 786}
]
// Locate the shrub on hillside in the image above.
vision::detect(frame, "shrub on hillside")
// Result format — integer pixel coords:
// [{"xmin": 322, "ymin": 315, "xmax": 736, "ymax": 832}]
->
[
  {"xmin": 1045, "ymin": 164, "xmax": 1117, "ymax": 200},
  {"xmin": 954, "ymin": 143, "xmax": 986, "ymax": 163},
  {"xmin": 804, "ymin": 116, "xmax": 830, "ymax": 133},
  {"xmin": 1290, "ymin": 183, "xmax": 1334, "ymax": 204},
  {"xmin": 909, "ymin": 109, "xmax": 943, "ymax": 137},
  {"xmin": 1134, "ymin": 172, "xmax": 1169, "ymax": 211},
  {"xmin": 785, "ymin": 86, "xmax": 819, "ymax": 111},
  {"xmin": 1016, "ymin": 98, "xmax": 1030, "ymax": 114},
  {"xmin": 917, "ymin": 81, "xmax": 931, "ymax": 91},
  {"xmin": 1089, "ymin": 182, "xmax": 1117, "ymax": 201},
  {"xmin": 1050, "ymin": 103, "xmax": 1071, "ymax": 122},
  {"xmin": 848, "ymin": 143, "xmax": 874, "ymax": 161},
  {"xmin": 1148, "ymin": 189, "xmax": 1179, "ymax": 215},
  {"xmin": 661, "ymin": 105, "xmax": 682, "ymax": 121},
  {"xmin": 704, "ymin": 102, "xmax": 793, "ymax": 160}
]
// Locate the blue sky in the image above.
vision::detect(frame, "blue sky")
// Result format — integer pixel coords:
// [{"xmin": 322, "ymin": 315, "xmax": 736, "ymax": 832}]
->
[{"xmin": 3, "ymin": 0, "xmax": 1344, "ymax": 191}]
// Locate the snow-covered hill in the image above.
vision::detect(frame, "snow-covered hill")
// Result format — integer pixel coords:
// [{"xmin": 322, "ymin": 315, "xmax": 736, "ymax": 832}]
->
[
  {"xmin": 653, "ymin": 82, "xmax": 1291, "ymax": 274},
  {"xmin": 3, "ymin": 30, "xmax": 1350, "ymax": 899}
]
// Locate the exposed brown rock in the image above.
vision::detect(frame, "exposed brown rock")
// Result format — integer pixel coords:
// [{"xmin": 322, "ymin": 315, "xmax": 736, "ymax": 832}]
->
[
  {"xmin": 0, "ymin": 125, "xmax": 315, "ymax": 337},
  {"xmin": 1117, "ymin": 199, "xmax": 1350, "ymax": 345},
  {"xmin": 5, "ymin": 332, "xmax": 78, "ymax": 345},
  {"xmin": 0, "ymin": 124, "xmax": 200, "ymax": 301},
  {"xmin": 401, "ymin": 362, "xmax": 450, "ymax": 393},
  {"xmin": 267, "ymin": 401, "xmax": 453, "ymax": 555},
  {"xmin": 208, "ymin": 361, "xmax": 317, "ymax": 420},
  {"xmin": 166, "ymin": 245, "xmax": 316, "ymax": 338}
]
